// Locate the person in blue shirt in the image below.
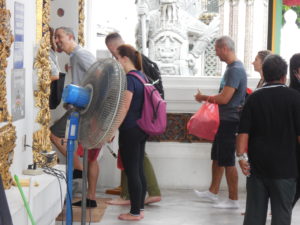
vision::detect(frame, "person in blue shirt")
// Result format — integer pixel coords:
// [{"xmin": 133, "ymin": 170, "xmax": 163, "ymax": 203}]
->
[{"xmin": 194, "ymin": 36, "xmax": 247, "ymax": 209}]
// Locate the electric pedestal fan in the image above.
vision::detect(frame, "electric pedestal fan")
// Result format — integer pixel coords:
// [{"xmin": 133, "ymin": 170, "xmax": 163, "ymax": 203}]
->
[{"xmin": 61, "ymin": 58, "xmax": 126, "ymax": 225}]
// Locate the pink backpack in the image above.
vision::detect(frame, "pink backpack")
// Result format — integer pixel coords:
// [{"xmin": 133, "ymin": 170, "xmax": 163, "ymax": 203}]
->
[{"xmin": 128, "ymin": 71, "xmax": 167, "ymax": 135}]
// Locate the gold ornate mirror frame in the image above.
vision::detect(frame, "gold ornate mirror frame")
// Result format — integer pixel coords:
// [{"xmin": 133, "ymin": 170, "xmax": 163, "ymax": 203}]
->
[
  {"xmin": 0, "ymin": 0, "xmax": 17, "ymax": 189},
  {"xmin": 32, "ymin": 0, "xmax": 57, "ymax": 166}
]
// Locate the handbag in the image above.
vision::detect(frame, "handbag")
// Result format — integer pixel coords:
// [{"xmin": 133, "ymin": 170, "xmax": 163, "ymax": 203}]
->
[
  {"xmin": 49, "ymin": 72, "xmax": 66, "ymax": 109},
  {"xmin": 187, "ymin": 100, "xmax": 220, "ymax": 141}
]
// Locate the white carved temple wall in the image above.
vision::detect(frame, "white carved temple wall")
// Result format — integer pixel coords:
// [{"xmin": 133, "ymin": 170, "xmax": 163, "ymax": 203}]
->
[
  {"xmin": 215, "ymin": 0, "xmax": 269, "ymax": 77},
  {"xmin": 134, "ymin": 0, "xmax": 268, "ymax": 77}
]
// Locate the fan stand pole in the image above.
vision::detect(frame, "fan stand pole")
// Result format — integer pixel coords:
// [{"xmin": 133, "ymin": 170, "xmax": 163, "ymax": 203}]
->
[
  {"xmin": 66, "ymin": 139, "xmax": 75, "ymax": 225},
  {"xmin": 81, "ymin": 148, "xmax": 88, "ymax": 224},
  {"xmin": 65, "ymin": 111, "xmax": 80, "ymax": 225}
]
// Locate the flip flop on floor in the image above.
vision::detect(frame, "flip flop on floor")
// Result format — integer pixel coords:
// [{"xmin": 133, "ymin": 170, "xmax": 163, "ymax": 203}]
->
[{"xmin": 72, "ymin": 198, "xmax": 97, "ymax": 208}]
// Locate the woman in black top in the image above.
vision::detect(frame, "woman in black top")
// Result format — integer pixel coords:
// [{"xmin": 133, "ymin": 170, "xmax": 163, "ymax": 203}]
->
[{"xmin": 115, "ymin": 44, "xmax": 147, "ymax": 221}]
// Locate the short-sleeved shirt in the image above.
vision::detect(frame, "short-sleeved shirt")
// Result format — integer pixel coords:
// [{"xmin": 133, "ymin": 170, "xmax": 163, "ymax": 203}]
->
[
  {"xmin": 238, "ymin": 83, "xmax": 300, "ymax": 179},
  {"xmin": 218, "ymin": 60, "xmax": 247, "ymax": 121},
  {"xmin": 50, "ymin": 46, "xmax": 95, "ymax": 137},
  {"xmin": 120, "ymin": 70, "xmax": 145, "ymax": 130},
  {"xmin": 70, "ymin": 46, "xmax": 96, "ymax": 85}
]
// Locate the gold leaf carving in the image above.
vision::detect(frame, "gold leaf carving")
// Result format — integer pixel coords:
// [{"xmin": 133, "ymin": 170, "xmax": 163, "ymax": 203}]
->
[
  {"xmin": 78, "ymin": 0, "xmax": 85, "ymax": 46},
  {"xmin": 0, "ymin": 0, "xmax": 16, "ymax": 189},
  {"xmin": 32, "ymin": 0, "xmax": 57, "ymax": 167}
]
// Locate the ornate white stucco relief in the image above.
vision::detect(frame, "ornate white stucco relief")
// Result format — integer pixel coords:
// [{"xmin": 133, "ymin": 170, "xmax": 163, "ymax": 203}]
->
[{"xmin": 136, "ymin": 0, "xmax": 220, "ymax": 76}]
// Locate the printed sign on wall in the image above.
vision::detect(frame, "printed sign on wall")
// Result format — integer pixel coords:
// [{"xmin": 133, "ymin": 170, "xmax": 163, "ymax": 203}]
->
[
  {"xmin": 13, "ymin": 2, "xmax": 24, "ymax": 69},
  {"xmin": 11, "ymin": 69, "xmax": 25, "ymax": 121}
]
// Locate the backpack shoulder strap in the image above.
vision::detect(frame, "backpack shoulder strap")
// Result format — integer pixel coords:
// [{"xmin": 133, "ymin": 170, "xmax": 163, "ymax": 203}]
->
[{"xmin": 127, "ymin": 71, "xmax": 147, "ymax": 84}]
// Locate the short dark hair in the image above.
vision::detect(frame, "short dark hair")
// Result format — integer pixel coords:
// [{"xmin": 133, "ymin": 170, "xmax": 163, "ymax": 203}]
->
[
  {"xmin": 263, "ymin": 54, "xmax": 287, "ymax": 82},
  {"xmin": 105, "ymin": 32, "xmax": 122, "ymax": 45}
]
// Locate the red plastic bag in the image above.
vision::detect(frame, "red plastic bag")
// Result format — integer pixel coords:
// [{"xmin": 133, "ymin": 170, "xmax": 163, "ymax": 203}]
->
[
  {"xmin": 187, "ymin": 101, "xmax": 220, "ymax": 141},
  {"xmin": 246, "ymin": 87, "xmax": 253, "ymax": 95}
]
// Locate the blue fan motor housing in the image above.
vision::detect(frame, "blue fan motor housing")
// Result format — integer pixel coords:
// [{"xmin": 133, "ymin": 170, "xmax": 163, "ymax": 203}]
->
[{"xmin": 62, "ymin": 84, "xmax": 91, "ymax": 108}]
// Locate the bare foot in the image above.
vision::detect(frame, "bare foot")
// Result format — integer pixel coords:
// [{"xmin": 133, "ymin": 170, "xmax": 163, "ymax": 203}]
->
[
  {"xmin": 106, "ymin": 198, "xmax": 130, "ymax": 205},
  {"xmin": 118, "ymin": 213, "xmax": 142, "ymax": 221},
  {"xmin": 145, "ymin": 196, "xmax": 161, "ymax": 205},
  {"xmin": 140, "ymin": 211, "xmax": 145, "ymax": 219}
]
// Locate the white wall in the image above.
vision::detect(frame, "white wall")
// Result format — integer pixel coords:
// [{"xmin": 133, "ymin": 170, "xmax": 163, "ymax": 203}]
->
[
  {"xmin": 3, "ymin": 0, "xmax": 37, "ymax": 176},
  {"xmin": 85, "ymin": 0, "xmax": 137, "ymax": 56}
]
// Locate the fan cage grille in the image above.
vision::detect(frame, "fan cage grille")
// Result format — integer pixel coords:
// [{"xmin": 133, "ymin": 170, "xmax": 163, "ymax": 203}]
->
[{"xmin": 78, "ymin": 58, "xmax": 127, "ymax": 149}]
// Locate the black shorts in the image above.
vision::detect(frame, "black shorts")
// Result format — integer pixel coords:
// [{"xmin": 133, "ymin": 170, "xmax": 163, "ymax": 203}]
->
[
  {"xmin": 211, "ymin": 120, "xmax": 239, "ymax": 167},
  {"xmin": 50, "ymin": 111, "xmax": 70, "ymax": 138}
]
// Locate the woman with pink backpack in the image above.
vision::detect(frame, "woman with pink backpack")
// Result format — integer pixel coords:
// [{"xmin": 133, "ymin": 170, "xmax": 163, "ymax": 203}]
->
[{"xmin": 114, "ymin": 44, "xmax": 150, "ymax": 221}]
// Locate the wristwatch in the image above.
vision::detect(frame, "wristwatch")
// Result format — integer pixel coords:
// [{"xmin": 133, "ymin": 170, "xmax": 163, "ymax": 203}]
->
[{"xmin": 236, "ymin": 153, "xmax": 248, "ymax": 161}]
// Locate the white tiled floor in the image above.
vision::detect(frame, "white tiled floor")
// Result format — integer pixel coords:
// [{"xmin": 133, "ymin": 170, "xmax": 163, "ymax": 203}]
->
[{"xmin": 56, "ymin": 189, "xmax": 300, "ymax": 225}]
